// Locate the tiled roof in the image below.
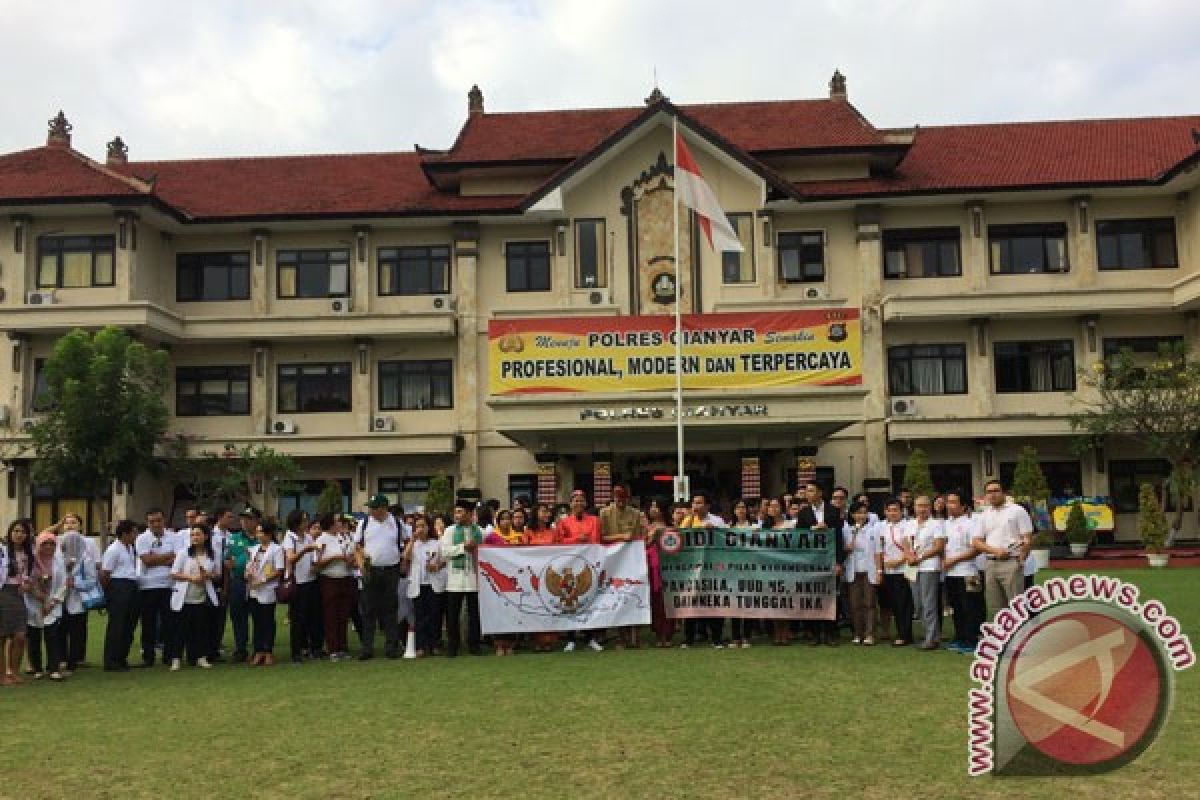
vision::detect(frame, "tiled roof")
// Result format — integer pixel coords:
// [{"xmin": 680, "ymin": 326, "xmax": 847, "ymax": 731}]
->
[{"xmin": 0, "ymin": 145, "xmax": 150, "ymax": 202}]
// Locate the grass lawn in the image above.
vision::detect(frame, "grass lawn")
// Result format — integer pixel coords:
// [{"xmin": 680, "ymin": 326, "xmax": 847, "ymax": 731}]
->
[{"xmin": 2, "ymin": 568, "xmax": 1196, "ymax": 800}]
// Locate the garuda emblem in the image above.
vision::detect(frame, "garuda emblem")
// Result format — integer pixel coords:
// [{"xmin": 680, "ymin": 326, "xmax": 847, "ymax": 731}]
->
[{"xmin": 545, "ymin": 563, "xmax": 594, "ymax": 612}]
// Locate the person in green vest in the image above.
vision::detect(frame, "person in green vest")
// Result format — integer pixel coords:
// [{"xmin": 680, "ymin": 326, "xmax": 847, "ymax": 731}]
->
[
  {"xmin": 440, "ymin": 499, "xmax": 484, "ymax": 657},
  {"xmin": 223, "ymin": 506, "xmax": 259, "ymax": 663}
]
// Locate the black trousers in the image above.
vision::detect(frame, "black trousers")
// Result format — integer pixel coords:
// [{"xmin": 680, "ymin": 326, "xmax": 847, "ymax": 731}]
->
[
  {"xmin": 445, "ymin": 591, "xmax": 480, "ymax": 655},
  {"xmin": 209, "ymin": 594, "xmax": 227, "ymax": 659},
  {"xmin": 249, "ymin": 599, "xmax": 277, "ymax": 654},
  {"xmin": 228, "ymin": 575, "xmax": 249, "ymax": 657},
  {"xmin": 684, "ymin": 618, "xmax": 723, "ymax": 644},
  {"xmin": 289, "ymin": 580, "xmax": 325, "ymax": 658},
  {"xmin": 413, "ymin": 585, "xmax": 443, "ymax": 653},
  {"xmin": 359, "ymin": 565, "xmax": 401, "ymax": 656},
  {"xmin": 175, "ymin": 603, "xmax": 213, "ymax": 664},
  {"xmin": 103, "ymin": 578, "xmax": 139, "ymax": 669},
  {"xmin": 884, "ymin": 573, "xmax": 914, "ymax": 642},
  {"xmin": 139, "ymin": 588, "xmax": 174, "ymax": 665},
  {"xmin": 58, "ymin": 610, "xmax": 88, "ymax": 669},
  {"xmin": 27, "ymin": 621, "xmax": 63, "ymax": 673},
  {"xmin": 945, "ymin": 576, "xmax": 985, "ymax": 646}
]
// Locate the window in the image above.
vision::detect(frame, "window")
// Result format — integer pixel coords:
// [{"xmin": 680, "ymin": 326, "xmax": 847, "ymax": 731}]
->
[
  {"xmin": 32, "ymin": 486, "xmax": 109, "ymax": 536},
  {"xmin": 890, "ymin": 464, "xmax": 974, "ymax": 497},
  {"xmin": 721, "ymin": 214, "xmax": 755, "ymax": 283},
  {"xmin": 37, "ymin": 235, "xmax": 115, "ymax": 288},
  {"xmin": 574, "ymin": 220, "xmax": 607, "ymax": 288},
  {"xmin": 989, "ymin": 223, "xmax": 1068, "ymax": 274},
  {"xmin": 277, "ymin": 362, "xmax": 352, "ymax": 412},
  {"xmin": 508, "ymin": 474, "xmax": 538, "ymax": 509},
  {"xmin": 378, "ymin": 360, "xmax": 453, "ymax": 410},
  {"xmin": 883, "ymin": 227, "xmax": 961, "ymax": 279},
  {"xmin": 31, "ymin": 358, "xmax": 53, "ymax": 412},
  {"xmin": 379, "ymin": 476, "xmax": 452, "ymax": 512},
  {"xmin": 378, "ymin": 246, "xmax": 450, "ymax": 295},
  {"xmin": 176, "ymin": 366, "xmax": 251, "ymax": 416},
  {"xmin": 277, "ymin": 249, "xmax": 350, "ymax": 298},
  {"xmin": 506, "ymin": 241, "xmax": 551, "ymax": 292},
  {"xmin": 999, "ymin": 461, "xmax": 1083, "ymax": 499},
  {"xmin": 176, "ymin": 251, "xmax": 250, "ymax": 302},
  {"xmin": 777, "ymin": 231, "xmax": 824, "ymax": 283},
  {"xmin": 278, "ymin": 479, "xmax": 350, "ymax": 517},
  {"xmin": 994, "ymin": 340, "xmax": 1076, "ymax": 392},
  {"xmin": 1097, "ymin": 218, "xmax": 1178, "ymax": 270},
  {"xmin": 1109, "ymin": 459, "xmax": 1175, "ymax": 513},
  {"xmin": 887, "ymin": 344, "xmax": 967, "ymax": 396}
]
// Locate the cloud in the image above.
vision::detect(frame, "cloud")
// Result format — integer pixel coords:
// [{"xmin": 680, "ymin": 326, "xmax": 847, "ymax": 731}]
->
[{"xmin": 2, "ymin": 0, "xmax": 1198, "ymax": 160}]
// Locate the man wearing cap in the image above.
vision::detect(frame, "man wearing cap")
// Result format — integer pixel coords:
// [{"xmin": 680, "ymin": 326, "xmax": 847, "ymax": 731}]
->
[
  {"xmin": 600, "ymin": 485, "xmax": 646, "ymax": 649},
  {"xmin": 558, "ymin": 490, "xmax": 604, "ymax": 652},
  {"xmin": 354, "ymin": 494, "xmax": 407, "ymax": 659},
  {"xmin": 224, "ymin": 506, "xmax": 259, "ymax": 663}
]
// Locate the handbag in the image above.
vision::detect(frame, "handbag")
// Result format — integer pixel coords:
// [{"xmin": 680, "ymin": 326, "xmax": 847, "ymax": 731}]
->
[
  {"xmin": 75, "ymin": 561, "xmax": 106, "ymax": 610},
  {"xmin": 277, "ymin": 571, "xmax": 295, "ymax": 604}
]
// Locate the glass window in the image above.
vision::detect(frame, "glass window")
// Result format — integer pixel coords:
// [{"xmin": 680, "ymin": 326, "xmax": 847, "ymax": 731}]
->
[
  {"xmin": 887, "ymin": 344, "xmax": 968, "ymax": 395},
  {"xmin": 721, "ymin": 214, "xmax": 755, "ymax": 284},
  {"xmin": 176, "ymin": 366, "xmax": 251, "ymax": 416},
  {"xmin": 508, "ymin": 474, "xmax": 537, "ymax": 508},
  {"xmin": 883, "ymin": 227, "xmax": 961, "ymax": 279},
  {"xmin": 1096, "ymin": 218, "xmax": 1178, "ymax": 270},
  {"xmin": 36, "ymin": 235, "xmax": 116, "ymax": 288},
  {"xmin": 1108, "ymin": 459, "xmax": 1176, "ymax": 513},
  {"xmin": 506, "ymin": 241, "xmax": 551, "ymax": 292},
  {"xmin": 1101, "ymin": 335, "xmax": 1185, "ymax": 386},
  {"xmin": 999, "ymin": 461, "xmax": 1083, "ymax": 499},
  {"xmin": 777, "ymin": 231, "xmax": 824, "ymax": 283},
  {"xmin": 989, "ymin": 223, "xmax": 1069, "ymax": 274},
  {"xmin": 574, "ymin": 220, "xmax": 607, "ymax": 288},
  {"xmin": 31, "ymin": 358, "xmax": 53, "ymax": 412},
  {"xmin": 378, "ymin": 476, "xmax": 450, "ymax": 512},
  {"xmin": 177, "ymin": 252, "xmax": 251, "ymax": 302},
  {"xmin": 379, "ymin": 360, "xmax": 453, "ymax": 410},
  {"xmin": 278, "ymin": 479, "xmax": 350, "ymax": 518},
  {"xmin": 994, "ymin": 340, "xmax": 1076, "ymax": 392},
  {"xmin": 277, "ymin": 249, "xmax": 351, "ymax": 298},
  {"xmin": 276, "ymin": 362, "xmax": 352, "ymax": 412},
  {"xmin": 378, "ymin": 246, "xmax": 450, "ymax": 295}
]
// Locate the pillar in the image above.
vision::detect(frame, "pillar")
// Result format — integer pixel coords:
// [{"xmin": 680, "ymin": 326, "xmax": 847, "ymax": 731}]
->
[
  {"xmin": 354, "ymin": 338, "xmax": 372, "ymax": 433},
  {"xmin": 536, "ymin": 456, "xmax": 558, "ymax": 506},
  {"xmin": 592, "ymin": 459, "xmax": 612, "ymax": 507},
  {"xmin": 963, "ymin": 202, "xmax": 988, "ymax": 292},
  {"xmin": 251, "ymin": 341, "xmax": 271, "ymax": 434},
  {"xmin": 453, "ymin": 222, "xmax": 480, "ymax": 488},
  {"xmin": 251, "ymin": 229, "xmax": 270, "ymax": 317},
  {"xmin": 115, "ymin": 211, "xmax": 137, "ymax": 302},
  {"xmin": 1071, "ymin": 196, "xmax": 1095, "ymax": 287},
  {"xmin": 855, "ymin": 204, "xmax": 889, "ymax": 488},
  {"xmin": 795, "ymin": 447, "xmax": 817, "ymax": 493},
  {"xmin": 353, "ymin": 226, "xmax": 371, "ymax": 313},
  {"xmin": 740, "ymin": 453, "xmax": 761, "ymax": 501},
  {"xmin": 968, "ymin": 318, "xmax": 995, "ymax": 418},
  {"xmin": 6, "ymin": 215, "xmax": 31, "ymax": 305}
]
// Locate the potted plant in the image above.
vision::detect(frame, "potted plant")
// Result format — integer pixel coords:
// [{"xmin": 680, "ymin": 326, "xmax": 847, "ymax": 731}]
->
[
  {"xmin": 1012, "ymin": 446, "xmax": 1052, "ymax": 560},
  {"xmin": 1065, "ymin": 502, "xmax": 1091, "ymax": 557},
  {"xmin": 1138, "ymin": 482, "xmax": 1170, "ymax": 568},
  {"xmin": 1030, "ymin": 530, "xmax": 1053, "ymax": 569}
]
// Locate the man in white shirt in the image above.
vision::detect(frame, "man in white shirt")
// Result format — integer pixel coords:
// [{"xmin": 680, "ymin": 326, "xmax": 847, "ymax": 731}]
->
[
  {"xmin": 101, "ymin": 519, "xmax": 141, "ymax": 671},
  {"xmin": 942, "ymin": 491, "xmax": 984, "ymax": 653},
  {"xmin": 971, "ymin": 479, "xmax": 1034, "ymax": 616},
  {"xmin": 355, "ymin": 494, "xmax": 407, "ymax": 659},
  {"xmin": 135, "ymin": 508, "xmax": 180, "ymax": 667},
  {"xmin": 441, "ymin": 499, "xmax": 484, "ymax": 657},
  {"xmin": 879, "ymin": 498, "xmax": 915, "ymax": 646},
  {"xmin": 910, "ymin": 496, "xmax": 947, "ymax": 651}
]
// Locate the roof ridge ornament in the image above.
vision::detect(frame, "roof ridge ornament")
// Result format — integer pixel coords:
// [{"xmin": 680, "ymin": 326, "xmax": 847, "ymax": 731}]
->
[
  {"xmin": 468, "ymin": 84, "xmax": 484, "ymax": 115},
  {"xmin": 47, "ymin": 110, "xmax": 72, "ymax": 147},
  {"xmin": 829, "ymin": 69, "xmax": 847, "ymax": 100},
  {"xmin": 106, "ymin": 135, "xmax": 129, "ymax": 166},
  {"xmin": 645, "ymin": 87, "xmax": 667, "ymax": 105}
]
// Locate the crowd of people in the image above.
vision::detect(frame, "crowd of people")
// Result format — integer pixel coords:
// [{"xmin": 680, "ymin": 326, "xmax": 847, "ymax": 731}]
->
[{"xmin": 0, "ymin": 478, "xmax": 1035, "ymax": 684}]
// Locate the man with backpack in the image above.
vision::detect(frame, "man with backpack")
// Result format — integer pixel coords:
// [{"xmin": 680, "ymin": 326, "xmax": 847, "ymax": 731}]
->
[{"xmin": 354, "ymin": 494, "xmax": 408, "ymax": 660}]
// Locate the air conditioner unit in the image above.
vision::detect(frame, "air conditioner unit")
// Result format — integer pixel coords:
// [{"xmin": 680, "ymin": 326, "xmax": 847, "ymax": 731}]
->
[
  {"xmin": 20, "ymin": 417, "xmax": 39, "ymax": 433},
  {"xmin": 330, "ymin": 298, "xmax": 352, "ymax": 314},
  {"xmin": 271, "ymin": 419, "xmax": 297, "ymax": 434},
  {"xmin": 802, "ymin": 286, "xmax": 828, "ymax": 301},
  {"xmin": 431, "ymin": 295, "xmax": 457, "ymax": 311},
  {"xmin": 588, "ymin": 289, "xmax": 611, "ymax": 306},
  {"xmin": 890, "ymin": 398, "xmax": 918, "ymax": 416},
  {"xmin": 372, "ymin": 415, "xmax": 396, "ymax": 432},
  {"xmin": 26, "ymin": 291, "xmax": 57, "ymax": 305}
]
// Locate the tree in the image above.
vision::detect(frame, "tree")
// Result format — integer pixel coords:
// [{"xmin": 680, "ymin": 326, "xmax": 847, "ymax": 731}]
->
[
  {"xmin": 1137, "ymin": 483, "xmax": 1168, "ymax": 554},
  {"xmin": 161, "ymin": 438, "xmax": 300, "ymax": 518},
  {"xmin": 1072, "ymin": 341, "xmax": 1200, "ymax": 540},
  {"xmin": 901, "ymin": 448, "xmax": 935, "ymax": 500},
  {"xmin": 315, "ymin": 480, "xmax": 344, "ymax": 516},
  {"xmin": 1011, "ymin": 446, "xmax": 1051, "ymax": 532},
  {"xmin": 425, "ymin": 473, "xmax": 453, "ymax": 518},
  {"xmin": 1065, "ymin": 501, "xmax": 1091, "ymax": 545},
  {"xmin": 30, "ymin": 326, "xmax": 169, "ymax": 503}
]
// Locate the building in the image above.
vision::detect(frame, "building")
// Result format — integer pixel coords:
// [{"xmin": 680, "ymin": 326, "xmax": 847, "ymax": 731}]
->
[{"xmin": 0, "ymin": 73, "xmax": 1197, "ymax": 536}]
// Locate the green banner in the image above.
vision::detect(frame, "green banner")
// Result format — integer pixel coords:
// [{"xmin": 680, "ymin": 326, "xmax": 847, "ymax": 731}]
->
[{"xmin": 658, "ymin": 527, "xmax": 837, "ymax": 620}]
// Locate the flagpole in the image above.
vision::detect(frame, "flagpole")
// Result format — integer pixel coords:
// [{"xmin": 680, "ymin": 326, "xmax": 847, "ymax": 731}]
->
[{"xmin": 673, "ymin": 115, "xmax": 686, "ymax": 503}]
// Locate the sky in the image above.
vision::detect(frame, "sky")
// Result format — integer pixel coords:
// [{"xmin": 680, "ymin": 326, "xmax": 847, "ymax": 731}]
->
[{"xmin": 2, "ymin": 0, "xmax": 1199, "ymax": 161}]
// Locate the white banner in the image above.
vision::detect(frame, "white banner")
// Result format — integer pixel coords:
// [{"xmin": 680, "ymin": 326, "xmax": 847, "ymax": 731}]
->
[{"xmin": 478, "ymin": 542, "xmax": 652, "ymax": 634}]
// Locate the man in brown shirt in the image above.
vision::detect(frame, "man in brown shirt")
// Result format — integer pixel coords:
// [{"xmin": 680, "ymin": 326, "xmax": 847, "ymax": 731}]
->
[{"xmin": 600, "ymin": 485, "xmax": 647, "ymax": 649}]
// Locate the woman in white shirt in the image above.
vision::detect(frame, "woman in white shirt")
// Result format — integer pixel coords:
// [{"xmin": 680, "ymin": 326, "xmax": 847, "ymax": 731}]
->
[
  {"xmin": 168, "ymin": 525, "xmax": 219, "ymax": 670},
  {"xmin": 245, "ymin": 520, "xmax": 285, "ymax": 666},
  {"xmin": 25, "ymin": 532, "xmax": 68, "ymax": 680},
  {"xmin": 284, "ymin": 510, "xmax": 324, "ymax": 664},
  {"xmin": 313, "ymin": 513, "xmax": 357, "ymax": 662},
  {"xmin": 404, "ymin": 514, "xmax": 446, "ymax": 657},
  {"xmin": 1, "ymin": 520, "xmax": 33, "ymax": 685},
  {"xmin": 842, "ymin": 502, "xmax": 882, "ymax": 645}
]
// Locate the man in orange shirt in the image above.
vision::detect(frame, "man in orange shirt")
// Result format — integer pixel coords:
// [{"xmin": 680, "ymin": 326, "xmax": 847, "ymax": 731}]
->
[{"xmin": 557, "ymin": 490, "xmax": 603, "ymax": 652}]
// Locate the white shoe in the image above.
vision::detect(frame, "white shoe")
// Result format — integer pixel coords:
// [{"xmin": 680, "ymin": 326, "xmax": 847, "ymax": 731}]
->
[
  {"xmin": 197, "ymin": 658, "xmax": 212, "ymax": 669},
  {"xmin": 170, "ymin": 659, "xmax": 181, "ymax": 672},
  {"xmin": 740, "ymin": 641, "xmax": 751, "ymax": 649},
  {"xmin": 563, "ymin": 641, "xmax": 576, "ymax": 653},
  {"xmin": 587, "ymin": 639, "xmax": 603, "ymax": 652}
]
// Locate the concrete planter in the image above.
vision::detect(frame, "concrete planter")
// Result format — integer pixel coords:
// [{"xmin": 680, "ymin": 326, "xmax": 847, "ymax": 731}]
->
[
  {"xmin": 1032, "ymin": 548, "xmax": 1051, "ymax": 570},
  {"xmin": 1069, "ymin": 543, "xmax": 1089, "ymax": 558},
  {"xmin": 1145, "ymin": 553, "xmax": 1170, "ymax": 568}
]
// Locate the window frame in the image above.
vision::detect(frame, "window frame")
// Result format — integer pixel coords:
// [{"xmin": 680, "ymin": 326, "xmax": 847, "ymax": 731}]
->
[
  {"xmin": 176, "ymin": 251, "xmax": 251, "ymax": 302},
  {"xmin": 573, "ymin": 219, "xmax": 607, "ymax": 289},
  {"xmin": 36, "ymin": 234, "xmax": 116, "ymax": 289},
  {"xmin": 998, "ymin": 460, "xmax": 1083, "ymax": 499},
  {"xmin": 276, "ymin": 248, "xmax": 351, "ymax": 299},
  {"xmin": 1095, "ymin": 218, "xmax": 1179, "ymax": 271},
  {"xmin": 993, "ymin": 340, "xmax": 1077, "ymax": 393},
  {"xmin": 175, "ymin": 365, "xmax": 252, "ymax": 417},
  {"xmin": 721, "ymin": 213, "xmax": 756, "ymax": 284},
  {"xmin": 886, "ymin": 343, "xmax": 969, "ymax": 396},
  {"xmin": 776, "ymin": 230, "xmax": 825, "ymax": 284},
  {"xmin": 882, "ymin": 227, "xmax": 962, "ymax": 279},
  {"xmin": 505, "ymin": 240, "xmax": 552, "ymax": 293},
  {"xmin": 276, "ymin": 361, "xmax": 353, "ymax": 413},
  {"xmin": 377, "ymin": 245, "xmax": 451, "ymax": 296},
  {"xmin": 377, "ymin": 359, "xmax": 454, "ymax": 411},
  {"xmin": 988, "ymin": 223, "xmax": 1070, "ymax": 275}
]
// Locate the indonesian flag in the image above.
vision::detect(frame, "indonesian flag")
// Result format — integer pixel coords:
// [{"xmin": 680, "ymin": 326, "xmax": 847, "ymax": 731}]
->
[{"xmin": 675, "ymin": 131, "xmax": 744, "ymax": 253}]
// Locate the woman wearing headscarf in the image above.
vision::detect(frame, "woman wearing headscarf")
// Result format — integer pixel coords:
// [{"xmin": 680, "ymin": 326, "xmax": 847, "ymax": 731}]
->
[
  {"xmin": 57, "ymin": 526, "xmax": 97, "ymax": 675},
  {"xmin": 25, "ymin": 531, "xmax": 68, "ymax": 680},
  {"xmin": 1, "ymin": 520, "xmax": 33, "ymax": 685}
]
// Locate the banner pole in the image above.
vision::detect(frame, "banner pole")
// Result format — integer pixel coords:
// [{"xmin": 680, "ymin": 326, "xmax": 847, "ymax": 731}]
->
[{"xmin": 672, "ymin": 114, "xmax": 686, "ymax": 503}]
